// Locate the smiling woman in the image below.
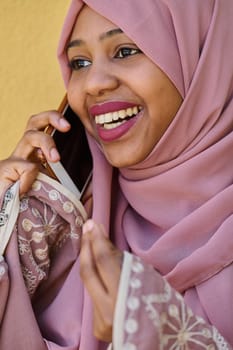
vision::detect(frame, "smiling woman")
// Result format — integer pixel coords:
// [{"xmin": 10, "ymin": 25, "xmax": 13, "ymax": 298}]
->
[
  {"xmin": 0, "ymin": 1, "xmax": 70, "ymax": 158},
  {"xmin": 66, "ymin": 6, "xmax": 183, "ymax": 167}
]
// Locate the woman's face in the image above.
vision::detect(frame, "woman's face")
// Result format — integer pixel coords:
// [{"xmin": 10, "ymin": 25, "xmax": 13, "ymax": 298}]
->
[{"xmin": 67, "ymin": 6, "xmax": 183, "ymax": 168}]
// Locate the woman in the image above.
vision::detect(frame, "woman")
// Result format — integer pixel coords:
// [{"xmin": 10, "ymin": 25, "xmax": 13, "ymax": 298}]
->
[{"xmin": 0, "ymin": 0, "xmax": 232, "ymax": 349}]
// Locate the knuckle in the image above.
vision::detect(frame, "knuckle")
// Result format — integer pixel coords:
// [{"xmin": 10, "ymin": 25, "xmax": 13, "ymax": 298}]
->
[
  {"xmin": 79, "ymin": 261, "xmax": 93, "ymax": 280},
  {"xmin": 1, "ymin": 165, "xmax": 13, "ymax": 178},
  {"xmin": 24, "ymin": 129, "xmax": 34, "ymax": 139},
  {"xmin": 94, "ymin": 315, "xmax": 112, "ymax": 341},
  {"xmin": 24, "ymin": 129, "xmax": 53, "ymax": 146},
  {"xmin": 26, "ymin": 161, "xmax": 38, "ymax": 172},
  {"xmin": 28, "ymin": 113, "xmax": 37, "ymax": 122},
  {"xmin": 26, "ymin": 110, "xmax": 58, "ymax": 130},
  {"xmin": 95, "ymin": 250, "xmax": 110, "ymax": 266},
  {"xmin": 26, "ymin": 113, "xmax": 39, "ymax": 128}
]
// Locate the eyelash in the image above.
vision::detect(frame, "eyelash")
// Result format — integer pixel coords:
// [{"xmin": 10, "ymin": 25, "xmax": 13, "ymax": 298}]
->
[{"xmin": 68, "ymin": 46, "xmax": 142, "ymax": 71}]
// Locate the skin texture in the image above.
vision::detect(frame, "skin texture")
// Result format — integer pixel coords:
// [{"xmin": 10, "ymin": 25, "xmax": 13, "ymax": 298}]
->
[
  {"xmin": 0, "ymin": 5, "xmax": 183, "ymax": 344},
  {"xmin": 0, "ymin": 112, "xmax": 70, "ymax": 194},
  {"xmin": 67, "ymin": 6, "xmax": 183, "ymax": 168},
  {"xmin": 80, "ymin": 220, "xmax": 123, "ymax": 341}
]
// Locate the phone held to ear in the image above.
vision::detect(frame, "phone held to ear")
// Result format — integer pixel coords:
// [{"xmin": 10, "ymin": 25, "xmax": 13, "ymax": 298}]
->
[{"xmin": 43, "ymin": 95, "xmax": 93, "ymax": 201}]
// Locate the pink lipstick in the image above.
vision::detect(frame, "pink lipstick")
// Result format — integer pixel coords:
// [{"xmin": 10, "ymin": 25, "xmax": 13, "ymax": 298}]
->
[
  {"xmin": 96, "ymin": 113, "xmax": 141, "ymax": 142},
  {"xmin": 90, "ymin": 101, "xmax": 138, "ymax": 116}
]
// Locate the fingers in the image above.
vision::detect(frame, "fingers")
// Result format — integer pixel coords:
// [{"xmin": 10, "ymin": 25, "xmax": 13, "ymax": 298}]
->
[
  {"xmin": 25, "ymin": 110, "xmax": 70, "ymax": 132},
  {"xmin": 0, "ymin": 158, "xmax": 39, "ymax": 195},
  {"xmin": 80, "ymin": 221, "xmax": 107, "ymax": 301},
  {"xmin": 12, "ymin": 129, "xmax": 60, "ymax": 162},
  {"xmin": 81, "ymin": 220, "xmax": 122, "ymax": 296},
  {"xmin": 0, "ymin": 110, "xmax": 71, "ymax": 197},
  {"xmin": 80, "ymin": 219, "xmax": 123, "ymax": 342},
  {"xmin": 12, "ymin": 110, "xmax": 70, "ymax": 162}
]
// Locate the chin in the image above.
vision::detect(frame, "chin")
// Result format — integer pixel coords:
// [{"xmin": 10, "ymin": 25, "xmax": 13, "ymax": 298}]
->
[
  {"xmin": 101, "ymin": 143, "xmax": 148, "ymax": 168},
  {"xmin": 104, "ymin": 154, "xmax": 132, "ymax": 168},
  {"xmin": 104, "ymin": 151, "xmax": 142, "ymax": 168}
]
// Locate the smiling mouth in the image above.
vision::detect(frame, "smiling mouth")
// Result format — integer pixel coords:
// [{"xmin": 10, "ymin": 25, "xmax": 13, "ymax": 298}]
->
[{"xmin": 94, "ymin": 105, "xmax": 142, "ymax": 129}]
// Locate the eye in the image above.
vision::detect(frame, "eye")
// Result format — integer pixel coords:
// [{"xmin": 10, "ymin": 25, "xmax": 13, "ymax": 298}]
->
[
  {"xmin": 68, "ymin": 57, "xmax": 91, "ymax": 71},
  {"xmin": 115, "ymin": 47, "xmax": 142, "ymax": 59}
]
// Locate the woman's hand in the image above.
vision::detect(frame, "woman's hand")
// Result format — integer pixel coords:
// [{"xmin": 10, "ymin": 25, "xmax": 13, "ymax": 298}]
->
[
  {"xmin": 80, "ymin": 219, "xmax": 123, "ymax": 342},
  {"xmin": 0, "ymin": 157, "xmax": 39, "ymax": 196},
  {"xmin": 0, "ymin": 110, "xmax": 70, "ymax": 195},
  {"xmin": 12, "ymin": 110, "xmax": 70, "ymax": 163}
]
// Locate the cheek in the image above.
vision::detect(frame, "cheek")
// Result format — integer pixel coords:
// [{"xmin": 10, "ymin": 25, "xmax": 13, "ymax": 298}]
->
[
  {"xmin": 67, "ymin": 80, "xmax": 87, "ymax": 125},
  {"xmin": 67, "ymin": 82, "xmax": 97, "ymax": 138},
  {"xmin": 67, "ymin": 78, "xmax": 82, "ymax": 111}
]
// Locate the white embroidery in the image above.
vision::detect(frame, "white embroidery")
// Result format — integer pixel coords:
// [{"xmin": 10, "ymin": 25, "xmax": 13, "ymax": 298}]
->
[
  {"xmin": 127, "ymin": 296, "xmax": 140, "ymax": 311},
  {"xmin": 130, "ymin": 277, "xmax": 142, "ymax": 289},
  {"xmin": 63, "ymin": 201, "xmax": 74, "ymax": 213},
  {"xmin": 75, "ymin": 215, "xmax": 84, "ymax": 227},
  {"xmin": 22, "ymin": 218, "xmax": 33, "ymax": 232},
  {"xmin": 32, "ymin": 180, "xmax": 42, "ymax": 191},
  {"xmin": 122, "ymin": 343, "xmax": 137, "ymax": 350},
  {"xmin": 142, "ymin": 290, "xmax": 220, "ymax": 349},
  {"xmin": 0, "ymin": 265, "xmax": 5, "ymax": 276},
  {"xmin": 142, "ymin": 281, "xmax": 171, "ymax": 304},
  {"xmin": 19, "ymin": 197, "xmax": 29, "ymax": 212},
  {"xmin": 17, "ymin": 178, "xmax": 82, "ymax": 297},
  {"xmin": 31, "ymin": 231, "xmax": 44, "ymax": 243},
  {"xmin": 21, "ymin": 264, "xmax": 47, "ymax": 296},
  {"xmin": 35, "ymin": 245, "xmax": 49, "ymax": 261},
  {"xmin": 48, "ymin": 189, "xmax": 60, "ymax": 201},
  {"xmin": 125, "ymin": 319, "xmax": 139, "ymax": 334},
  {"xmin": 131, "ymin": 261, "xmax": 144, "ymax": 273},
  {"xmin": 213, "ymin": 327, "xmax": 229, "ymax": 350},
  {"xmin": 122, "ymin": 255, "xmax": 230, "ymax": 350}
]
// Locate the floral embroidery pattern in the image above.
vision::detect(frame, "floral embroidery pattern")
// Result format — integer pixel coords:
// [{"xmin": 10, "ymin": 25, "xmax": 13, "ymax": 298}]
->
[
  {"xmin": 16, "ymin": 176, "xmax": 86, "ymax": 297},
  {"xmin": 120, "ymin": 255, "xmax": 229, "ymax": 350}
]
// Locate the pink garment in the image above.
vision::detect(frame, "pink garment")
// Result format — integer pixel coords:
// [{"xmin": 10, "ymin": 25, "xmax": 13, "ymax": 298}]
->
[
  {"xmin": 57, "ymin": 0, "xmax": 233, "ymax": 346},
  {"xmin": 0, "ymin": 173, "xmax": 88, "ymax": 349},
  {"xmin": 113, "ymin": 252, "xmax": 230, "ymax": 349}
]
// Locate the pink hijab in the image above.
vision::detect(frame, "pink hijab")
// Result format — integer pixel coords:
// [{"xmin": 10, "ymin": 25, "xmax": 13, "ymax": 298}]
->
[{"xmin": 58, "ymin": 0, "xmax": 233, "ymax": 345}]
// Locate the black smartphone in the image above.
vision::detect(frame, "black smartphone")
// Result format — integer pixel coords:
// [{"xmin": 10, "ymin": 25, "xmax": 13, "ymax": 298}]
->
[{"xmin": 44, "ymin": 96, "xmax": 92, "ymax": 200}]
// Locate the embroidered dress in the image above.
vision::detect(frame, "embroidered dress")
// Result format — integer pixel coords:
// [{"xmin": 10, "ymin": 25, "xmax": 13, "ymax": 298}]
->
[
  {"xmin": 57, "ymin": 0, "xmax": 233, "ymax": 348},
  {"xmin": 0, "ymin": 173, "xmax": 86, "ymax": 349},
  {"xmin": 112, "ymin": 253, "xmax": 230, "ymax": 350},
  {"xmin": 0, "ymin": 174, "xmax": 231, "ymax": 349}
]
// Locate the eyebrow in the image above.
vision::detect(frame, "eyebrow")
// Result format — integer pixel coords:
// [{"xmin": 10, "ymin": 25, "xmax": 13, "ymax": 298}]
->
[{"xmin": 66, "ymin": 28, "xmax": 123, "ymax": 51}]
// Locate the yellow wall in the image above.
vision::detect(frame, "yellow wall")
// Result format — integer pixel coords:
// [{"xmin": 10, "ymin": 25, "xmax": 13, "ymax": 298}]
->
[{"xmin": 0, "ymin": 0, "xmax": 70, "ymax": 158}]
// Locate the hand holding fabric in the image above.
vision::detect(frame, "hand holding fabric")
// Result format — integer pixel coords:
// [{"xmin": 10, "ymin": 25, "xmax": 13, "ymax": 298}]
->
[
  {"xmin": 80, "ymin": 219, "xmax": 123, "ymax": 342},
  {"xmin": 0, "ymin": 110, "xmax": 70, "ymax": 195}
]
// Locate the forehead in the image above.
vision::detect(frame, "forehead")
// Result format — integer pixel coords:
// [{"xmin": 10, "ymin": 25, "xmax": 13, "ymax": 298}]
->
[{"xmin": 70, "ymin": 5, "xmax": 118, "ymax": 40}]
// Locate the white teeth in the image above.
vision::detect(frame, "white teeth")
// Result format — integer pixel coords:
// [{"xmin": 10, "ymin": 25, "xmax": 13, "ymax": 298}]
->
[
  {"xmin": 126, "ymin": 108, "xmax": 133, "ymax": 116},
  {"xmin": 96, "ymin": 114, "xmax": 103, "ymax": 124},
  {"xmin": 105, "ymin": 112, "xmax": 112, "ymax": 123},
  {"xmin": 104, "ymin": 120, "xmax": 126, "ymax": 129},
  {"xmin": 119, "ymin": 110, "xmax": 126, "ymax": 119},
  {"xmin": 94, "ymin": 105, "xmax": 141, "ymax": 125},
  {"xmin": 113, "ymin": 111, "xmax": 119, "ymax": 121}
]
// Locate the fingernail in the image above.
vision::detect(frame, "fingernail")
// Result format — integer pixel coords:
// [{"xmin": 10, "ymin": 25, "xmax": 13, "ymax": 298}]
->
[
  {"xmin": 59, "ymin": 118, "xmax": 70, "ymax": 128},
  {"xmin": 83, "ymin": 219, "xmax": 94, "ymax": 235},
  {"xmin": 49, "ymin": 147, "xmax": 60, "ymax": 161}
]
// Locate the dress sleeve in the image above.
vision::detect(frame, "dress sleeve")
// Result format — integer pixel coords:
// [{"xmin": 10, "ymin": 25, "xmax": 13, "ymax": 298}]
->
[
  {"xmin": 0, "ymin": 174, "xmax": 87, "ymax": 350},
  {"xmin": 0, "ymin": 255, "xmax": 49, "ymax": 349},
  {"xmin": 112, "ymin": 252, "xmax": 231, "ymax": 350}
]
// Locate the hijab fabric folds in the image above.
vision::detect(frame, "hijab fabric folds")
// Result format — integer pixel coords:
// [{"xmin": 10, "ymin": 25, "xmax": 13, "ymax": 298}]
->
[{"xmin": 58, "ymin": 0, "xmax": 233, "ymax": 346}]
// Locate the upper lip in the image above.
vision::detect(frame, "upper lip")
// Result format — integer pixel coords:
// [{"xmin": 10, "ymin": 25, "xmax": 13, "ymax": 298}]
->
[{"xmin": 89, "ymin": 101, "xmax": 140, "ymax": 117}]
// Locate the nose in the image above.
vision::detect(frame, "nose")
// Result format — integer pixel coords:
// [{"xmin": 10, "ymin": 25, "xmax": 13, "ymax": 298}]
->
[{"xmin": 84, "ymin": 60, "xmax": 119, "ymax": 96}]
